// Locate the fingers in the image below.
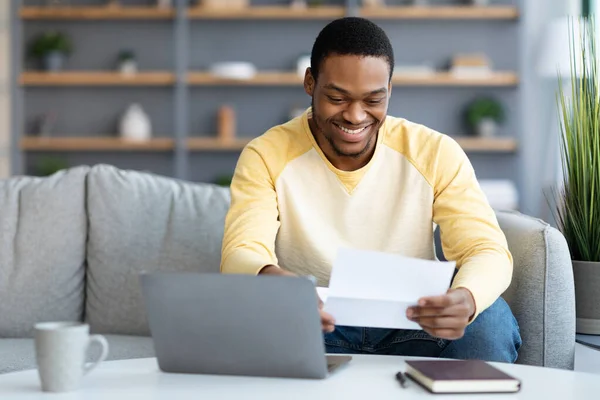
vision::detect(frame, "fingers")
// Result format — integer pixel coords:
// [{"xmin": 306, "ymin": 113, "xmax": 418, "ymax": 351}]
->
[
  {"xmin": 320, "ymin": 310, "xmax": 335, "ymax": 333},
  {"xmin": 414, "ymin": 316, "xmax": 468, "ymax": 330},
  {"xmin": 407, "ymin": 303, "xmax": 472, "ymax": 319},
  {"xmin": 417, "ymin": 293, "xmax": 457, "ymax": 308}
]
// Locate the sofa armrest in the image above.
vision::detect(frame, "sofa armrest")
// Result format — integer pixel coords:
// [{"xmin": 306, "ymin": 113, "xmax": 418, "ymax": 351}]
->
[{"xmin": 496, "ymin": 210, "xmax": 575, "ymax": 369}]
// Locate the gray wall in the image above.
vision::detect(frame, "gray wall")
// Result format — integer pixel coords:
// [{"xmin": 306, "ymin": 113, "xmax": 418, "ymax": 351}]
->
[{"xmin": 16, "ymin": 0, "xmax": 568, "ymax": 218}]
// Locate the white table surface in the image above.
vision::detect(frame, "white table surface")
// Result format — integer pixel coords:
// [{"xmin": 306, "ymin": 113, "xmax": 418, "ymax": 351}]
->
[{"xmin": 0, "ymin": 355, "xmax": 599, "ymax": 399}]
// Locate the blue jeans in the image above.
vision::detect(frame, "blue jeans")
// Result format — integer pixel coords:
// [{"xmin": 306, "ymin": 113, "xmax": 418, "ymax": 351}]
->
[{"xmin": 324, "ymin": 297, "xmax": 522, "ymax": 363}]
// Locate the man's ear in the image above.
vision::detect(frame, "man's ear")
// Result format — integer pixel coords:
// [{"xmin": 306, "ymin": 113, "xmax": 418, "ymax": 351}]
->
[{"xmin": 304, "ymin": 68, "xmax": 315, "ymax": 96}]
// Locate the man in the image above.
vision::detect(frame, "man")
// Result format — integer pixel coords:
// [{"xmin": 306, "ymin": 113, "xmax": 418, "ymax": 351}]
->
[{"xmin": 220, "ymin": 17, "xmax": 521, "ymax": 363}]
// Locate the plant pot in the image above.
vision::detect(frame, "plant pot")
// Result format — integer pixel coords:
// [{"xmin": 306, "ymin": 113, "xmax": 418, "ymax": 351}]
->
[
  {"xmin": 119, "ymin": 60, "xmax": 138, "ymax": 75},
  {"xmin": 43, "ymin": 51, "xmax": 65, "ymax": 72},
  {"xmin": 476, "ymin": 118, "xmax": 497, "ymax": 137},
  {"xmin": 573, "ymin": 260, "xmax": 600, "ymax": 334}
]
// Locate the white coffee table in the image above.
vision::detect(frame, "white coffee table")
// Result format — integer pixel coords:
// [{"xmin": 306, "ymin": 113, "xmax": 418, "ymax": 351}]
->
[{"xmin": 0, "ymin": 355, "xmax": 598, "ymax": 399}]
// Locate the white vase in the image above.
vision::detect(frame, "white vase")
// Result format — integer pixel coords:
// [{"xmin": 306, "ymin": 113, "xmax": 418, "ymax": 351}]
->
[
  {"xmin": 290, "ymin": 0, "xmax": 307, "ymax": 8},
  {"xmin": 119, "ymin": 103, "xmax": 151, "ymax": 141},
  {"xmin": 476, "ymin": 118, "xmax": 497, "ymax": 137},
  {"xmin": 296, "ymin": 55, "xmax": 311, "ymax": 78},
  {"xmin": 119, "ymin": 60, "xmax": 138, "ymax": 75}
]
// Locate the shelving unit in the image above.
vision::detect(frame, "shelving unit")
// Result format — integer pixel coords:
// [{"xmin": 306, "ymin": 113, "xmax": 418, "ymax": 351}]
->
[
  {"xmin": 19, "ymin": 6, "xmax": 175, "ymax": 20},
  {"xmin": 21, "ymin": 137, "xmax": 175, "ymax": 151},
  {"xmin": 13, "ymin": 0, "xmax": 522, "ymax": 188},
  {"xmin": 188, "ymin": 5, "xmax": 345, "ymax": 19},
  {"xmin": 19, "ymin": 5, "xmax": 519, "ymax": 21},
  {"xmin": 358, "ymin": 6, "xmax": 519, "ymax": 20},
  {"xmin": 186, "ymin": 71, "xmax": 518, "ymax": 87},
  {"xmin": 19, "ymin": 136, "xmax": 517, "ymax": 153},
  {"xmin": 454, "ymin": 137, "xmax": 517, "ymax": 152},
  {"xmin": 187, "ymin": 138, "xmax": 254, "ymax": 151},
  {"xmin": 20, "ymin": 72, "xmax": 176, "ymax": 86},
  {"xmin": 20, "ymin": 71, "xmax": 518, "ymax": 87}
]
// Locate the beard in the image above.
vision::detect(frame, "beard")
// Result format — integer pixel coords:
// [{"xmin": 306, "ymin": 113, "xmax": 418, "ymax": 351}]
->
[{"xmin": 311, "ymin": 99, "xmax": 378, "ymax": 159}]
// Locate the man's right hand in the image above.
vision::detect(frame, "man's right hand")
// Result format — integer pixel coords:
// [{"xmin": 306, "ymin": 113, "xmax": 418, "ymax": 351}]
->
[{"xmin": 259, "ymin": 265, "xmax": 336, "ymax": 333}]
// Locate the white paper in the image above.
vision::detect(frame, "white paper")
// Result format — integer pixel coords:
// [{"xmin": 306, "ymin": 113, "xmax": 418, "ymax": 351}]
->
[{"xmin": 321, "ymin": 248, "xmax": 456, "ymax": 330}]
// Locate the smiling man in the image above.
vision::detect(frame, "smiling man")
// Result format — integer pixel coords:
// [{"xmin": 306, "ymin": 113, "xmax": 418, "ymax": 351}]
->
[{"xmin": 220, "ymin": 17, "xmax": 522, "ymax": 363}]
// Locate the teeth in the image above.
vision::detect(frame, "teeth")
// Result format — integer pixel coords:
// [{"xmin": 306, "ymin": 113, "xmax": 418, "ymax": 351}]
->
[{"xmin": 336, "ymin": 124, "xmax": 368, "ymax": 134}]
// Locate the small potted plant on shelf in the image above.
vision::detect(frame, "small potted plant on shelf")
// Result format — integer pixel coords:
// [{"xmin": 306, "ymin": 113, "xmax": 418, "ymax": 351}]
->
[
  {"xmin": 117, "ymin": 49, "xmax": 138, "ymax": 75},
  {"xmin": 463, "ymin": 96, "xmax": 505, "ymax": 137},
  {"xmin": 28, "ymin": 31, "xmax": 72, "ymax": 72}
]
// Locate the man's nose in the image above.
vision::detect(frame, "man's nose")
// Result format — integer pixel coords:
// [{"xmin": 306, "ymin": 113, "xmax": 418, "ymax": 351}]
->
[{"xmin": 342, "ymin": 102, "xmax": 367, "ymax": 125}]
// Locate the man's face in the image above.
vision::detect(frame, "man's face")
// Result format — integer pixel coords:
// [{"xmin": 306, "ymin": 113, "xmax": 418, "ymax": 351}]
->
[{"xmin": 304, "ymin": 54, "xmax": 391, "ymax": 159}]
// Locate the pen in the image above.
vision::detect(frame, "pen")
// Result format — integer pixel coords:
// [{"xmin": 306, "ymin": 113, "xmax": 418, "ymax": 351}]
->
[{"xmin": 395, "ymin": 371, "xmax": 408, "ymax": 388}]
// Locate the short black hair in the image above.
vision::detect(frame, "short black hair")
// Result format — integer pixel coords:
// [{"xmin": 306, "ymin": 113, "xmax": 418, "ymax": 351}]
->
[{"xmin": 310, "ymin": 17, "xmax": 395, "ymax": 82}]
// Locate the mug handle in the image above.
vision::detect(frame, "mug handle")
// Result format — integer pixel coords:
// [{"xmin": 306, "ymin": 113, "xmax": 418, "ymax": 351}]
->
[{"xmin": 83, "ymin": 334, "xmax": 109, "ymax": 375}]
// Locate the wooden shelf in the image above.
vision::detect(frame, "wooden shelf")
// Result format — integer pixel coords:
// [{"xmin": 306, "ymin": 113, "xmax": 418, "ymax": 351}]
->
[
  {"xmin": 188, "ymin": 71, "xmax": 517, "ymax": 87},
  {"xmin": 188, "ymin": 72, "xmax": 303, "ymax": 86},
  {"xmin": 20, "ymin": 72, "xmax": 175, "ymax": 86},
  {"xmin": 20, "ymin": 6, "xmax": 518, "ymax": 20},
  {"xmin": 454, "ymin": 137, "xmax": 517, "ymax": 152},
  {"xmin": 21, "ymin": 137, "xmax": 175, "ymax": 151},
  {"xmin": 19, "ymin": 71, "xmax": 516, "ymax": 87},
  {"xmin": 20, "ymin": 6, "xmax": 175, "ymax": 20},
  {"xmin": 187, "ymin": 138, "xmax": 251, "ymax": 151},
  {"xmin": 190, "ymin": 137, "xmax": 516, "ymax": 152},
  {"xmin": 359, "ymin": 6, "xmax": 519, "ymax": 20},
  {"xmin": 19, "ymin": 136, "xmax": 516, "ymax": 153},
  {"xmin": 188, "ymin": 6, "xmax": 345, "ymax": 19},
  {"xmin": 392, "ymin": 72, "xmax": 518, "ymax": 87}
]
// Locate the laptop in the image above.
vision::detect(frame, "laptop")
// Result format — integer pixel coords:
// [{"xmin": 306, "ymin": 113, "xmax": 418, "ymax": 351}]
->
[{"xmin": 139, "ymin": 272, "xmax": 351, "ymax": 379}]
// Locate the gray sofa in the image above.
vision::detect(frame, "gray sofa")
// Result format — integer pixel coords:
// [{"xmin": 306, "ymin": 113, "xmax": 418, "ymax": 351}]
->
[{"xmin": 0, "ymin": 164, "xmax": 576, "ymax": 374}]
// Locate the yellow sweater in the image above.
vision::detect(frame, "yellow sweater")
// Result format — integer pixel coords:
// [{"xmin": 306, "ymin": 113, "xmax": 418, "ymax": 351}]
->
[{"xmin": 221, "ymin": 109, "xmax": 513, "ymax": 320}]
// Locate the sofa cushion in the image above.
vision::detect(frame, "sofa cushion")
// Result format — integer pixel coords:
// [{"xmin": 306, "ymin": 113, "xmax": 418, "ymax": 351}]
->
[
  {"xmin": 0, "ymin": 166, "xmax": 89, "ymax": 338},
  {"xmin": 0, "ymin": 335, "xmax": 155, "ymax": 374},
  {"xmin": 85, "ymin": 165, "xmax": 231, "ymax": 336},
  {"xmin": 496, "ymin": 210, "xmax": 576, "ymax": 369}
]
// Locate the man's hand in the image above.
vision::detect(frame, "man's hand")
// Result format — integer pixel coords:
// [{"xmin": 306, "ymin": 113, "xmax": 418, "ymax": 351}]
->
[
  {"xmin": 259, "ymin": 265, "xmax": 335, "ymax": 333},
  {"xmin": 317, "ymin": 293, "xmax": 336, "ymax": 333},
  {"xmin": 406, "ymin": 288, "xmax": 476, "ymax": 340}
]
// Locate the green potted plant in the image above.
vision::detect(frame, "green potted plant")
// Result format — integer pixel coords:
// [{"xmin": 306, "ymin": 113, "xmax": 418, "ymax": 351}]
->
[
  {"xmin": 552, "ymin": 18, "xmax": 600, "ymax": 335},
  {"xmin": 28, "ymin": 31, "xmax": 73, "ymax": 72},
  {"xmin": 463, "ymin": 97, "xmax": 505, "ymax": 137},
  {"xmin": 117, "ymin": 49, "xmax": 138, "ymax": 75}
]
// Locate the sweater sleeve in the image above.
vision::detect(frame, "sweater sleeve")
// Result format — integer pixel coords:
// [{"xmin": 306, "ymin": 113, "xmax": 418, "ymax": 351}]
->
[
  {"xmin": 220, "ymin": 144, "xmax": 281, "ymax": 275},
  {"xmin": 432, "ymin": 136, "xmax": 513, "ymax": 321}
]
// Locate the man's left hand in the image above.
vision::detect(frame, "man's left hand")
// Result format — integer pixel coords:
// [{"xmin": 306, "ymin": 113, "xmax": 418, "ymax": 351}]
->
[{"xmin": 406, "ymin": 288, "xmax": 476, "ymax": 340}]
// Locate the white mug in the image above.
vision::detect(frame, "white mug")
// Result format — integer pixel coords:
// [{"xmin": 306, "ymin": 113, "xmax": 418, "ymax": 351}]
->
[{"xmin": 34, "ymin": 322, "xmax": 109, "ymax": 392}]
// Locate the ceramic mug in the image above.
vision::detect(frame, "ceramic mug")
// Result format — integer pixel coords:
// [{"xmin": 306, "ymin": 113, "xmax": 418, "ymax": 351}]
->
[{"xmin": 34, "ymin": 322, "xmax": 109, "ymax": 392}]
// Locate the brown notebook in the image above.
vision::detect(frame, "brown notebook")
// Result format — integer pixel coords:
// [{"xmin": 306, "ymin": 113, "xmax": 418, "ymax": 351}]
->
[{"xmin": 404, "ymin": 360, "xmax": 521, "ymax": 394}]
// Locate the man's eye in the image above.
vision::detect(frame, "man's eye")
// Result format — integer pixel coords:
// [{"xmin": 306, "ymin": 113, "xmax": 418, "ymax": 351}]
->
[
  {"xmin": 328, "ymin": 97, "xmax": 344, "ymax": 103},
  {"xmin": 367, "ymin": 99, "xmax": 384, "ymax": 105}
]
